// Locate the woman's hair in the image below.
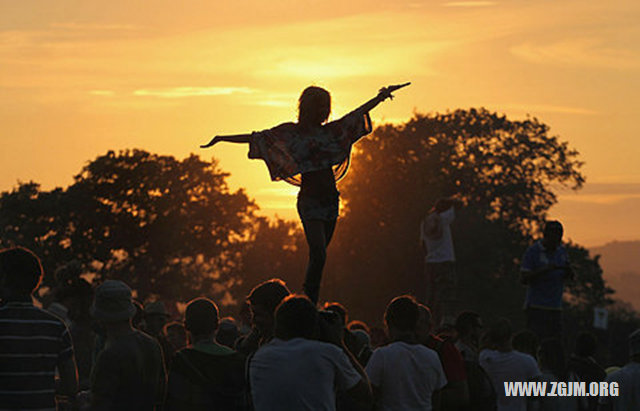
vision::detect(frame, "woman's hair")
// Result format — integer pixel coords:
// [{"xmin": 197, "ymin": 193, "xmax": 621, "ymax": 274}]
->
[{"xmin": 298, "ymin": 86, "xmax": 331, "ymax": 127}]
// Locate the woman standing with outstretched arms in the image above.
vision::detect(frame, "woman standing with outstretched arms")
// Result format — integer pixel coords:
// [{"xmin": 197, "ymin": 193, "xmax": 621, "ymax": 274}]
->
[{"xmin": 201, "ymin": 83, "xmax": 409, "ymax": 304}]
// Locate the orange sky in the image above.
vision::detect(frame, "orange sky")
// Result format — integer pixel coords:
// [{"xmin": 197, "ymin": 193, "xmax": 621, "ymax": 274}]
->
[{"xmin": 2, "ymin": 0, "xmax": 639, "ymax": 246}]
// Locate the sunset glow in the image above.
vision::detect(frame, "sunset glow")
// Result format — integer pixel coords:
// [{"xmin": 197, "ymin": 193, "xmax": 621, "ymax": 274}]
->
[{"xmin": 2, "ymin": 0, "xmax": 639, "ymax": 246}]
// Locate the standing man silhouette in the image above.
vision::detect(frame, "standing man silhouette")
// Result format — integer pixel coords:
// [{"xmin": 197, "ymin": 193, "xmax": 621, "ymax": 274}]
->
[
  {"xmin": 520, "ymin": 220, "xmax": 574, "ymax": 340},
  {"xmin": 421, "ymin": 196, "xmax": 461, "ymax": 327}
]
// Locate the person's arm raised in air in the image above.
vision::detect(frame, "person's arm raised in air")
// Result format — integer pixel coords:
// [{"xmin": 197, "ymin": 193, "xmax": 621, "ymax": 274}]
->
[
  {"xmin": 321, "ymin": 315, "xmax": 373, "ymax": 410},
  {"xmin": 354, "ymin": 82, "xmax": 411, "ymax": 115},
  {"xmin": 200, "ymin": 133, "xmax": 252, "ymax": 148},
  {"xmin": 342, "ymin": 343, "xmax": 373, "ymax": 411}
]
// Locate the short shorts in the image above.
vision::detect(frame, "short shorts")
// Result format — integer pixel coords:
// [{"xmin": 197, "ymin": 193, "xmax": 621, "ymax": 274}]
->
[{"xmin": 296, "ymin": 192, "xmax": 339, "ymax": 222}]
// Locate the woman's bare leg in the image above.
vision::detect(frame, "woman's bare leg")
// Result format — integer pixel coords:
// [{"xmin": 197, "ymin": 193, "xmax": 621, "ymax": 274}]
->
[{"xmin": 301, "ymin": 219, "xmax": 336, "ymax": 304}]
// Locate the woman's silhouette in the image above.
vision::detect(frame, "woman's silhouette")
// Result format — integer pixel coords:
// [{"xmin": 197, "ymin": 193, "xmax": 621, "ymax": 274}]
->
[{"xmin": 201, "ymin": 83, "xmax": 409, "ymax": 304}]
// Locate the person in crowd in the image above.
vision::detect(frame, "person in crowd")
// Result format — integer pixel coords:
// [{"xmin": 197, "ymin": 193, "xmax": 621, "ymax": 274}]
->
[
  {"xmin": 235, "ymin": 278, "xmax": 290, "ymax": 356},
  {"xmin": 366, "ymin": 296, "xmax": 447, "ymax": 410},
  {"xmin": 54, "ymin": 278, "xmax": 96, "ymax": 391},
  {"xmin": 237, "ymin": 302, "xmax": 252, "ymax": 336},
  {"xmin": 421, "ymin": 196, "xmax": 462, "ymax": 326},
  {"xmin": 455, "ymin": 311, "xmax": 483, "ymax": 362},
  {"xmin": 324, "ymin": 301, "xmax": 373, "ymax": 366},
  {"xmin": 454, "ymin": 311, "xmax": 496, "ymax": 411},
  {"xmin": 569, "ymin": 332, "xmax": 606, "ymax": 382},
  {"xmin": 91, "ymin": 298, "xmax": 142, "ymax": 370},
  {"xmin": 0, "ymin": 247, "xmax": 78, "ymax": 409},
  {"xmin": 529, "ymin": 338, "xmax": 579, "ymax": 411},
  {"xmin": 512, "ymin": 329, "xmax": 539, "ymax": 359},
  {"xmin": 568, "ymin": 332, "xmax": 606, "ymax": 411},
  {"xmin": 415, "ymin": 303, "xmax": 469, "ymax": 410},
  {"xmin": 350, "ymin": 329, "xmax": 373, "ymax": 366},
  {"xmin": 323, "ymin": 302, "xmax": 347, "ymax": 321},
  {"xmin": 90, "ymin": 280, "xmax": 166, "ymax": 410},
  {"xmin": 520, "ymin": 220, "xmax": 574, "ymax": 340},
  {"xmin": 201, "ymin": 83, "xmax": 409, "ymax": 304},
  {"xmin": 166, "ymin": 298, "xmax": 247, "ymax": 410},
  {"xmin": 250, "ymin": 295, "xmax": 371, "ymax": 411},
  {"xmin": 162, "ymin": 321, "xmax": 188, "ymax": 367},
  {"xmin": 142, "ymin": 300, "xmax": 173, "ymax": 365},
  {"xmin": 347, "ymin": 319, "xmax": 371, "ymax": 335},
  {"xmin": 480, "ymin": 318, "xmax": 541, "ymax": 411},
  {"xmin": 216, "ymin": 316, "xmax": 240, "ymax": 349},
  {"xmin": 132, "ymin": 300, "xmax": 145, "ymax": 329},
  {"xmin": 598, "ymin": 328, "xmax": 640, "ymax": 411},
  {"xmin": 143, "ymin": 300, "xmax": 171, "ymax": 338}
]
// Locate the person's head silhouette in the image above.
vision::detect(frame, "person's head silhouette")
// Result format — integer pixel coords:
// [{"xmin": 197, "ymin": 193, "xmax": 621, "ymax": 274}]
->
[{"xmin": 298, "ymin": 86, "xmax": 331, "ymax": 127}]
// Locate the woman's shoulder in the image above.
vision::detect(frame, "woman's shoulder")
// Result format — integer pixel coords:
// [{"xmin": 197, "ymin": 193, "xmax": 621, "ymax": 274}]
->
[{"xmin": 269, "ymin": 122, "xmax": 297, "ymax": 133}]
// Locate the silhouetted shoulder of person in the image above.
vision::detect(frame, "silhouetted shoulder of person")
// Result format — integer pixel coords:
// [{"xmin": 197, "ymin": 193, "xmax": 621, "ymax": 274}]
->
[
  {"xmin": 568, "ymin": 354, "xmax": 606, "ymax": 383},
  {"xmin": 166, "ymin": 342, "xmax": 247, "ymax": 411},
  {"xmin": 91, "ymin": 330, "xmax": 165, "ymax": 411}
]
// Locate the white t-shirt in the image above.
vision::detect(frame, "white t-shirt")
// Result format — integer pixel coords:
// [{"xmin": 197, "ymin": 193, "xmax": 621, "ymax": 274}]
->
[
  {"xmin": 422, "ymin": 207, "xmax": 455, "ymax": 263},
  {"xmin": 249, "ymin": 338, "xmax": 362, "ymax": 411},
  {"xmin": 479, "ymin": 349, "xmax": 541, "ymax": 411},
  {"xmin": 599, "ymin": 362, "xmax": 640, "ymax": 411},
  {"xmin": 365, "ymin": 341, "xmax": 447, "ymax": 411}
]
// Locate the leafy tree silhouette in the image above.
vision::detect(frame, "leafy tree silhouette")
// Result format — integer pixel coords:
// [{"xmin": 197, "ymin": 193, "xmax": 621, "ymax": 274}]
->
[
  {"xmin": 326, "ymin": 108, "xmax": 610, "ymax": 326},
  {"xmin": 0, "ymin": 150, "xmax": 271, "ymax": 304}
]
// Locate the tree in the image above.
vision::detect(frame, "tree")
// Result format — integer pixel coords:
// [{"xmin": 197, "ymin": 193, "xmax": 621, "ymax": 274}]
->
[
  {"xmin": 233, "ymin": 216, "xmax": 307, "ymax": 301},
  {"xmin": 0, "ymin": 150, "xmax": 257, "ymax": 305},
  {"xmin": 325, "ymin": 108, "xmax": 606, "ymax": 326}
]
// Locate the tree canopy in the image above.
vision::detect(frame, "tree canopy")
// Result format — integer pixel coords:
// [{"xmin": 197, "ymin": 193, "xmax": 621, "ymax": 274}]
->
[
  {"xmin": 0, "ymin": 109, "xmax": 617, "ymax": 329},
  {"xmin": 326, "ymin": 108, "xmax": 607, "ymax": 325},
  {"xmin": 0, "ymin": 150, "xmax": 306, "ymax": 306}
]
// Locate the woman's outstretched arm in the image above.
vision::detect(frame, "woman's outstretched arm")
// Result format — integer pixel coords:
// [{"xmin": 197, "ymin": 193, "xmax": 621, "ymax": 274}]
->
[
  {"xmin": 200, "ymin": 133, "xmax": 252, "ymax": 148},
  {"xmin": 354, "ymin": 82, "xmax": 410, "ymax": 114}
]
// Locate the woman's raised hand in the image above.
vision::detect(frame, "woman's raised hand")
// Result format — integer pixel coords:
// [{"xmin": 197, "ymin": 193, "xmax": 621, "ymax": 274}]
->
[
  {"xmin": 378, "ymin": 82, "xmax": 411, "ymax": 101},
  {"xmin": 200, "ymin": 136, "xmax": 221, "ymax": 148}
]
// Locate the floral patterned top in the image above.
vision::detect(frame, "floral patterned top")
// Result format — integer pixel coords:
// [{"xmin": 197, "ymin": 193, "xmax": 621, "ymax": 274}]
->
[{"xmin": 248, "ymin": 110, "xmax": 372, "ymax": 186}]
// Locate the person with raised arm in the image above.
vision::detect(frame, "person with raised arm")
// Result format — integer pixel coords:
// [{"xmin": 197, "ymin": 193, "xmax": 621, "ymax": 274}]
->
[
  {"xmin": 520, "ymin": 220, "xmax": 574, "ymax": 340},
  {"xmin": 201, "ymin": 83, "xmax": 410, "ymax": 304}
]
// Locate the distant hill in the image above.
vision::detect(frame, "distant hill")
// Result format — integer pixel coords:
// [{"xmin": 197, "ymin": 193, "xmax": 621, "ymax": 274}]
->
[{"xmin": 590, "ymin": 241, "xmax": 640, "ymax": 310}]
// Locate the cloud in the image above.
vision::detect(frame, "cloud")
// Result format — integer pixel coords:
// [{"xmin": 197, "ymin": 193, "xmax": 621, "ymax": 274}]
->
[
  {"xmin": 370, "ymin": 115, "xmax": 413, "ymax": 125},
  {"xmin": 49, "ymin": 23, "xmax": 141, "ymax": 32},
  {"xmin": 252, "ymin": 100, "xmax": 291, "ymax": 107},
  {"xmin": 550, "ymin": 192, "xmax": 640, "ymax": 246},
  {"xmin": 487, "ymin": 103, "xmax": 598, "ymax": 116},
  {"xmin": 132, "ymin": 87, "xmax": 255, "ymax": 98},
  {"xmin": 89, "ymin": 90, "xmax": 116, "ymax": 96},
  {"xmin": 442, "ymin": 1, "xmax": 497, "ymax": 7},
  {"xmin": 556, "ymin": 183, "xmax": 640, "ymax": 205},
  {"xmin": 510, "ymin": 38, "xmax": 640, "ymax": 70},
  {"xmin": 559, "ymin": 193, "xmax": 640, "ymax": 205}
]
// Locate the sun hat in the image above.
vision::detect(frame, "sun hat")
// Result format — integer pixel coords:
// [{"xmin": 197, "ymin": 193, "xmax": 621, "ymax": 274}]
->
[
  {"xmin": 144, "ymin": 301, "xmax": 170, "ymax": 317},
  {"xmin": 90, "ymin": 280, "xmax": 136, "ymax": 322}
]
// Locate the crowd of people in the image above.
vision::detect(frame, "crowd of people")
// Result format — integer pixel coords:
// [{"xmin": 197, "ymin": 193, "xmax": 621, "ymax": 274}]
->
[{"xmin": 1, "ymin": 244, "xmax": 639, "ymax": 410}]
